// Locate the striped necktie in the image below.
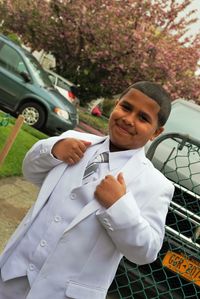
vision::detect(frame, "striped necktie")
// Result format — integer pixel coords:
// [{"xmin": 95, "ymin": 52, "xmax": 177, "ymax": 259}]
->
[{"xmin": 83, "ymin": 152, "xmax": 109, "ymax": 180}]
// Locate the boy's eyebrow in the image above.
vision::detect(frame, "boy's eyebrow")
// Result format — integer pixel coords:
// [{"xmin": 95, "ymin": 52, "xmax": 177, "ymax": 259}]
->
[
  {"xmin": 140, "ymin": 110, "xmax": 153, "ymax": 122},
  {"xmin": 120, "ymin": 99, "xmax": 132, "ymax": 107},
  {"xmin": 120, "ymin": 99, "xmax": 154, "ymax": 122}
]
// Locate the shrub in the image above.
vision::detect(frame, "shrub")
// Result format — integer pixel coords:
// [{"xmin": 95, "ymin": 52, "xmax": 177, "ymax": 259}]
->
[
  {"xmin": 102, "ymin": 98, "xmax": 116, "ymax": 118},
  {"xmin": 78, "ymin": 109, "xmax": 108, "ymax": 134}
]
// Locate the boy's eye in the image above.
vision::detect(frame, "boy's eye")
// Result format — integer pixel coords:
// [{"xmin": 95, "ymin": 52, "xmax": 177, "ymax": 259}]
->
[
  {"xmin": 139, "ymin": 113, "xmax": 150, "ymax": 122},
  {"xmin": 120, "ymin": 103, "xmax": 131, "ymax": 111}
]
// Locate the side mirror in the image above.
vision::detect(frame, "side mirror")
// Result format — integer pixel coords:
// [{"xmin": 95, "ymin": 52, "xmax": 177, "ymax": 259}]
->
[{"xmin": 20, "ymin": 71, "xmax": 31, "ymax": 82}]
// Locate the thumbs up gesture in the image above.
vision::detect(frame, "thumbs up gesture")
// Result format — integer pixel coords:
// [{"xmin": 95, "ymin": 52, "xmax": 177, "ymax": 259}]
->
[{"xmin": 95, "ymin": 173, "xmax": 126, "ymax": 208}]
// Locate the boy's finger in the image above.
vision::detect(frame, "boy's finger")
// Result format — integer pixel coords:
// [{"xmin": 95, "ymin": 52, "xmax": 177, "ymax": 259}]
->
[
  {"xmin": 117, "ymin": 172, "xmax": 125, "ymax": 186},
  {"xmin": 78, "ymin": 140, "xmax": 91, "ymax": 152},
  {"xmin": 81, "ymin": 140, "xmax": 91, "ymax": 146}
]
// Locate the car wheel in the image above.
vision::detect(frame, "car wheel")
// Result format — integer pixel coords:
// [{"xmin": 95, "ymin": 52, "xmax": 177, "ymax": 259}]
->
[{"xmin": 19, "ymin": 102, "xmax": 46, "ymax": 129}]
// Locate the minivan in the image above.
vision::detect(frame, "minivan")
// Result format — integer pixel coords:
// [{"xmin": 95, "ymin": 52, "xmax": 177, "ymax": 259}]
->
[{"xmin": 0, "ymin": 34, "xmax": 78, "ymax": 135}]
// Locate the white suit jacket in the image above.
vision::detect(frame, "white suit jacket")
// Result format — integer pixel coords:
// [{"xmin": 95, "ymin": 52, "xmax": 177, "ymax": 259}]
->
[{"xmin": 0, "ymin": 130, "xmax": 174, "ymax": 299}]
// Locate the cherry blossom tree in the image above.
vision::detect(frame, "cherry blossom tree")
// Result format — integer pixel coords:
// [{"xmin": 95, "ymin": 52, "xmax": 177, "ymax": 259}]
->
[{"xmin": 0, "ymin": 0, "xmax": 199, "ymax": 101}]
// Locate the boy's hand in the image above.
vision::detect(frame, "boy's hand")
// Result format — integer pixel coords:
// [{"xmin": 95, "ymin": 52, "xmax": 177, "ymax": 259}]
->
[
  {"xmin": 95, "ymin": 173, "xmax": 126, "ymax": 208},
  {"xmin": 52, "ymin": 138, "xmax": 91, "ymax": 164}
]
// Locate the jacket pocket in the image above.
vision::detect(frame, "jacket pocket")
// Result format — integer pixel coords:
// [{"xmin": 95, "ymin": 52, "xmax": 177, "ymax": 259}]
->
[{"xmin": 65, "ymin": 280, "xmax": 106, "ymax": 299}]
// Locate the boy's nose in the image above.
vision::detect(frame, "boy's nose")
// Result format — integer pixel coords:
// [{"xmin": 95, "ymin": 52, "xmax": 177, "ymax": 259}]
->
[{"xmin": 123, "ymin": 114, "xmax": 135, "ymax": 126}]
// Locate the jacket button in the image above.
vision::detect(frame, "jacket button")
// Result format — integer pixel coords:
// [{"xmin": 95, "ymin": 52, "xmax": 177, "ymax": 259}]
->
[
  {"xmin": 54, "ymin": 215, "xmax": 61, "ymax": 222},
  {"xmin": 107, "ymin": 225, "xmax": 114, "ymax": 231},
  {"xmin": 29, "ymin": 264, "xmax": 35, "ymax": 271},
  {"xmin": 40, "ymin": 240, "xmax": 47, "ymax": 247},
  {"xmin": 103, "ymin": 218, "xmax": 109, "ymax": 225},
  {"xmin": 40, "ymin": 148, "xmax": 47, "ymax": 154},
  {"xmin": 70, "ymin": 193, "xmax": 76, "ymax": 200}
]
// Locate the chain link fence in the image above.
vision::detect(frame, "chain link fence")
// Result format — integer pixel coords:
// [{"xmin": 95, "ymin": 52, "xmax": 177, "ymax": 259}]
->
[{"xmin": 108, "ymin": 133, "xmax": 200, "ymax": 299}]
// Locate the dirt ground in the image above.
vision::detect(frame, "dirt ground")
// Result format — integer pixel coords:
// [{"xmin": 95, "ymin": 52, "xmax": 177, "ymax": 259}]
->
[{"xmin": 0, "ymin": 176, "xmax": 39, "ymax": 252}]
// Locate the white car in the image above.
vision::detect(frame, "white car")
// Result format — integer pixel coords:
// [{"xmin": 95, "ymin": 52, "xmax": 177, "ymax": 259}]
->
[{"xmin": 46, "ymin": 69, "xmax": 80, "ymax": 106}]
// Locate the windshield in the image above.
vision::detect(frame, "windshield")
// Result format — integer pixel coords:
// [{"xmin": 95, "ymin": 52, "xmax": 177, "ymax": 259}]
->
[{"xmin": 25, "ymin": 53, "xmax": 53, "ymax": 88}]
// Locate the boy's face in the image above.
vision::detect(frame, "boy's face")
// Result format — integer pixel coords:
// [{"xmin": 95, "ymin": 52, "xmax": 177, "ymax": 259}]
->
[{"xmin": 108, "ymin": 88, "xmax": 164, "ymax": 150}]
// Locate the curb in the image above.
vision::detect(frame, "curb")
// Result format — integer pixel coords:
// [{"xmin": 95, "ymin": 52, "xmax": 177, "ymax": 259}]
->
[{"xmin": 77, "ymin": 121, "xmax": 105, "ymax": 136}]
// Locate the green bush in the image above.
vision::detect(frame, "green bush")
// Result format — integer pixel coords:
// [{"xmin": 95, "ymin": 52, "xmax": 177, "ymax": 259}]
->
[
  {"xmin": 102, "ymin": 98, "xmax": 116, "ymax": 118},
  {"xmin": 0, "ymin": 31, "xmax": 21, "ymax": 45},
  {"xmin": 7, "ymin": 33, "xmax": 21, "ymax": 45},
  {"xmin": 78, "ymin": 109, "xmax": 108, "ymax": 134}
]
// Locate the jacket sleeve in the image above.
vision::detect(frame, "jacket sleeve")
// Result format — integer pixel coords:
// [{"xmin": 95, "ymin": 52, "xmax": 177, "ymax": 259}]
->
[
  {"xmin": 22, "ymin": 130, "xmax": 106, "ymax": 187},
  {"xmin": 96, "ymin": 178, "xmax": 174, "ymax": 265},
  {"xmin": 22, "ymin": 130, "xmax": 75, "ymax": 186}
]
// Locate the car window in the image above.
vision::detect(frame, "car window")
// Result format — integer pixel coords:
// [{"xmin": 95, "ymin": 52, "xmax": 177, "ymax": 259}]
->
[
  {"xmin": 0, "ymin": 42, "xmax": 28, "ymax": 77},
  {"xmin": 48, "ymin": 73, "xmax": 56, "ymax": 85},
  {"xmin": 17, "ymin": 61, "xmax": 27, "ymax": 73},
  {"xmin": 57, "ymin": 78, "xmax": 70, "ymax": 91},
  {"xmin": 25, "ymin": 53, "xmax": 53, "ymax": 88}
]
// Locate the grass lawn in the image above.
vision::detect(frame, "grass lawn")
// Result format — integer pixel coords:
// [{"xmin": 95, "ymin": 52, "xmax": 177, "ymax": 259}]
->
[
  {"xmin": 0, "ymin": 114, "xmax": 47, "ymax": 178},
  {"xmin": 0, "ymin": 109, "xmax": 108, "ymax": 178},
  {"xmin": 78, "ymin": 108, "xmax": 108, "ymax": 135}
]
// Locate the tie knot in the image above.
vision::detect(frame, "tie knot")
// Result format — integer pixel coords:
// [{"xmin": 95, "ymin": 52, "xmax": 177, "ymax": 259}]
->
[
  {"xmin": 95, "ymin": 152, "xmax": 109, "ymax": 163},
  {"xmin": 83, "ymin": 152, "xmax": 109, "ymax": 180}
]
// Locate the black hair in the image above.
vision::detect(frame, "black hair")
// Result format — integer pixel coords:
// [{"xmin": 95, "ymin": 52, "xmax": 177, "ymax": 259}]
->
[{"xmin": 119, "ymin": 81, "xmax": 172, "ymax": 127}]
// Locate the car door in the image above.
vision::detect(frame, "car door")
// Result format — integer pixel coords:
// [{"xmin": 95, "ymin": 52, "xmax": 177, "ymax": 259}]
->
[{"xmin": 0, "ymin": 40, "xmax": 31, "ymax": 111}]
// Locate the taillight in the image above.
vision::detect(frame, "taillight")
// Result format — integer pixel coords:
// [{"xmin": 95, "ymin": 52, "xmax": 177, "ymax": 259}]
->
[{"xmin": 68, "ymin": 91, "xmax": 76, "ymax": 99}]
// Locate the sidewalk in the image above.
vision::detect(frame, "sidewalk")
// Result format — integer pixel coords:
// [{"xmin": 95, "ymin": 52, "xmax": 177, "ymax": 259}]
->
[
  {"xmin": 77, "ymin": 121, "xmax": 105, "ymax": 136},
  {"xmin": 0, "ymin": 176, "xmax": 39, "ymax": 252}
]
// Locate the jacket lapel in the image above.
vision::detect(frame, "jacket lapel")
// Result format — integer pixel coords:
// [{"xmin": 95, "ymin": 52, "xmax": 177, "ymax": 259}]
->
[
  {"xmin": 120, "ymin": 147, "xmax": 147, "ymax": 186},
  {"xmin": 63, "ymin": 199, "xmax": 102, "ymax": 234},
  {"xmin": 63, "ymin": 147, "xmax": 148, "ymax": 233},
  {"xmin": 31, "ymin": 163, "xmax": 67, "ymax": 220}
]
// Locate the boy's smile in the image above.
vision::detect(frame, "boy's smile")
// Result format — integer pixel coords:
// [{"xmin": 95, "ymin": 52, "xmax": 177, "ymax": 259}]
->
[{"xmin": 108, "ymin": 88, "xmax": 164, "ymax": 151}]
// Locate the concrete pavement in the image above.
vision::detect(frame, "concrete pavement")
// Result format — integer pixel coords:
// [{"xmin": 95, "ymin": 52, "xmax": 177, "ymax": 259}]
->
[{"xmin": 0, "ymin": 176, "xmax": 39, "ymax": 252}]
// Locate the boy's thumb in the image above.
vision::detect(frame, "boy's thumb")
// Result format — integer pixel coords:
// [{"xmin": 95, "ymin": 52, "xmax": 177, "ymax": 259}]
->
[
  {"xmin": 117, "ymin": 172, "xmax": 125, "ymax": 186},
  {"xmin": 82, "ymin": 140, "xmax": 91, "ymax": 147}
]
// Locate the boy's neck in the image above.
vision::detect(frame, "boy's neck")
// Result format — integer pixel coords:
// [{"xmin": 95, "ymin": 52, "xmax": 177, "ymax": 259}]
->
[{"xmin": 109, "ymin": 141, "xmax": 129, "ymax": 152}]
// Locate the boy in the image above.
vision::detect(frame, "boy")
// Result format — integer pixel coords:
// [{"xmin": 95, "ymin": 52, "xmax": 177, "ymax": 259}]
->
[{"xmin": 0, "ymin": 81, "xmax": 174, "ymax": 299}]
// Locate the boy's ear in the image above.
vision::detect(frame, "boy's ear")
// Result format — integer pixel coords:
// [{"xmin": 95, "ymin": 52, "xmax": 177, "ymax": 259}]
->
[{"xmin": 150, "ymin": 127, "xmax": 164, "ymax": 141}]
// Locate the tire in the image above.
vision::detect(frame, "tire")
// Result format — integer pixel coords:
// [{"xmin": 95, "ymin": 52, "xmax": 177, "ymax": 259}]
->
[{"xmin": 19, "ymin": 102, "xmax": 46, "ymax": 129}]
